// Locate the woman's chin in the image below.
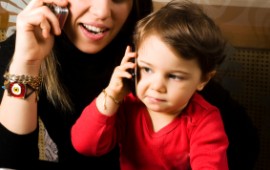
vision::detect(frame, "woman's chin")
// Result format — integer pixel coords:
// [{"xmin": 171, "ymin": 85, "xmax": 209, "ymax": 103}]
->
[{"xmin": 76, "ymin": 42, "xmax": 107, "ymax": 54}]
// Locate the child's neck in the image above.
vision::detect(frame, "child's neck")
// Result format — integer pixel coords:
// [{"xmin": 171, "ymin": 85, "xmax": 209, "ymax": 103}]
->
[
  {"xmin": 148, "ymin": 110, "xmax": 182, "ymax": 132},
  {"xmin": 147, "ymin": 102, "xmax": 188, "ymax": 132}
]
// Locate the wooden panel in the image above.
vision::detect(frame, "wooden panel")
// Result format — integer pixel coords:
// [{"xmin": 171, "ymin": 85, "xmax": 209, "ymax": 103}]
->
[
  {"xmin": 153, "ymin": 2, "xmax": 270, "ymax": 49},
  {"xmin": 0, "ymin": 5, "xmax": 9, "ymax": 41}
]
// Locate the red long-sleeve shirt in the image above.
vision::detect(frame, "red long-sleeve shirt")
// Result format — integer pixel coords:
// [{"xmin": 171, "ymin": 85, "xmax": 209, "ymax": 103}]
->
[{"xmin": 71, "ymin": 93, "xmax": 228, "ymax": 170}]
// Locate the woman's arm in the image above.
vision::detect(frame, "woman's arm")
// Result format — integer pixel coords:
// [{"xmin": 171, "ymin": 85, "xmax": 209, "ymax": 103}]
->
[
  {"xmin": 0, "ymin": 34, "xmax": 39, "ymax": 169},
  {"xmin": 0, "ymin": 0, "xmax": 68, "ymax": 134}
]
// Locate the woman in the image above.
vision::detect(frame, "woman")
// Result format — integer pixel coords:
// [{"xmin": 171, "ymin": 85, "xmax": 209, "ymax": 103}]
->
[{"xmin": 0, "ymin": 0, "xmax": 153, "ymax": 169}]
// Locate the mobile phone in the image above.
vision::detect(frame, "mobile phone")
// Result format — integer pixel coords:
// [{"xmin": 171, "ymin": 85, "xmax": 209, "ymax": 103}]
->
[
  {"xmin": 125, "ymin": 57, "xmax": 137, "ymax": 95},
  {"xmin": 46, "ymin": 4, "xmax": 69, "ymax": 29}
]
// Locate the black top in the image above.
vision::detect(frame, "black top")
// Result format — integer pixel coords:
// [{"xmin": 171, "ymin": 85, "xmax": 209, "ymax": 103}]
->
[
  {"xmin": 0, "ymin": 33, "xmax": 260, "ymax": 170},
  {"xmin": 0, "ymin": 33, "xmax": 125, "ymax": 169}
]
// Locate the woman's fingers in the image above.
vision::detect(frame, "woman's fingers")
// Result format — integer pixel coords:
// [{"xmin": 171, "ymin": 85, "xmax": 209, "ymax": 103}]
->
[
  {"xmin": 25, "ymin": 0, "xmax": 68, "ymax": 10},
  {"xmin": 20, "ymin": 0, "xmax": 69, "ymax": 35},
  {"xmin": 19, "ymin": 6, "xmax": 62, "ymax": 35},
  {"xmin": 40, "ymin": 18, "xmax": 51, "ymax": 38}
]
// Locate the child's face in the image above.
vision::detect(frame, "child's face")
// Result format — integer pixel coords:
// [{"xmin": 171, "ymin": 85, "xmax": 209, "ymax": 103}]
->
[{"xmin": 136, "ymin": 34, "xmax": 207, "ymax": 115}]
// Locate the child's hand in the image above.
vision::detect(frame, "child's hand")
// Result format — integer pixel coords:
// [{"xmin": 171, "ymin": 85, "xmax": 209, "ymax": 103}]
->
[{"xmin": 106, "ymin": 46, "xmax": 137, "ymax": 101}]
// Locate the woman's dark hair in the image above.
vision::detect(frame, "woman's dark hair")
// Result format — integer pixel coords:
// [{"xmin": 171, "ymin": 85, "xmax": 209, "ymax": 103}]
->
[
  {"xmin": 120, "ymin": 0, "xmax": 153, "ymax": 44},
  {"xmin": 134, "ymin": 0, "xmax": 226, "ymax": 79},
  {"xmin": 42, "ymin": 0, "xmax": 153, "ymax": 111}
]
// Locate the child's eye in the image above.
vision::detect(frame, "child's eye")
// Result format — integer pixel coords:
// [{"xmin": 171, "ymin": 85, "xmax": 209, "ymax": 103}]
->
[
  {"xmin": 142, "ymin": 67, "xmax": 151, "ymax": 73},
  {"xmin": 112, "ymin": 0, "xmax": 129, "ymax": 3},
  {"xmin": 168, "ymin": 74, "xmax": 184, "ymax": 80}
]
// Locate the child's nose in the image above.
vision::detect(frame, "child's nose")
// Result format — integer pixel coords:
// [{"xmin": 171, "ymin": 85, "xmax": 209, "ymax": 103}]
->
[{"xmin": 150, "ymin": 75, "xmax": 166, "ymax": 93}]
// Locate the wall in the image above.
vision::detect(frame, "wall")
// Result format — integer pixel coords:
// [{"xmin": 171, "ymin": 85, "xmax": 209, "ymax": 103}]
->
[
  {"xmin": 154, "ymin": 0, "xmax": 270, "ymax": 8},
  {"xmin": 154, "ymin": 0, "xmax": 270, "ymax": 49},
  {"xmin": 0, "ymin": 0, "xmax": 30, "ymax": 40}
]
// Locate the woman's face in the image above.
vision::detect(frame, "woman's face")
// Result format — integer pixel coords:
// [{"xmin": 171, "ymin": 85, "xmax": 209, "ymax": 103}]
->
[{"xmin": 64, "ymin": 0, "xmax": 133, "ymax": 54}]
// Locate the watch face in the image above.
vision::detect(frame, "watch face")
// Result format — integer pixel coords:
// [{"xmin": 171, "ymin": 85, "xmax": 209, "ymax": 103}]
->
[{"xmin": 8, "ymin": 82, "xmax": 26, "ymax": 98}]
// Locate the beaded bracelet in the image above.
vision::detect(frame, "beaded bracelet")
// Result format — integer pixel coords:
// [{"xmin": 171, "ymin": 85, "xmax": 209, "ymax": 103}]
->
[
  {"xmin": 2, "ymin": 72, "xmax": 42, "ymax": 101},
  {"xmin": 102, "ymin": 89, "xmax": 121, "ymax": 110}
]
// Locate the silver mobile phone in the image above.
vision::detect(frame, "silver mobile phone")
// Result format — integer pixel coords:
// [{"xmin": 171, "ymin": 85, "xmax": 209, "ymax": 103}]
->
[{"xmin": 46, "ymin": 4, "xmax": 69, "ymax": 29}]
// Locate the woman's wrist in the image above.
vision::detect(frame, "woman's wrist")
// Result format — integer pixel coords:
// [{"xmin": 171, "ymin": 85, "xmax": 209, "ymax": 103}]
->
[
  {"xmin": 8, "ymin": 58, "xmax": 42, "ymax": 76},
  {"xmin": 3, "ymin": 72, "xmax": 42, "ymax": 101}
]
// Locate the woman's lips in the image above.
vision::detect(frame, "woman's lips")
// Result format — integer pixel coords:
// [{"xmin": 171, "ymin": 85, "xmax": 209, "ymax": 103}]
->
[{"xmin": 80, "ymin": 23, "xmax": 109, "ymax": 41}]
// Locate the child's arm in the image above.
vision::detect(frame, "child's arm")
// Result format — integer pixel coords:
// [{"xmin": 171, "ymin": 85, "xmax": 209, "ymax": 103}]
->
[
  {"xmin": 96, "ymin": 46, "xmax": 136, "ymax": 116},
  {"xmin": 71, "ymin": 46, "xmax": 136, "ymax": 156}
]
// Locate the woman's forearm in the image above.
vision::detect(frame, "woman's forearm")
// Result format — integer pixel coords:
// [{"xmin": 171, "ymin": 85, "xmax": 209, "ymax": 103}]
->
[{"xmin": 0, "ymin": 60, "xmax": 41, "ymax": 134}]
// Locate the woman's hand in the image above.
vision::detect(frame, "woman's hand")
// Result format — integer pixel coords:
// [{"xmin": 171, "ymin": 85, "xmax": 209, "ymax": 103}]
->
[{"xmin": 12, "ymin": 0, "xmax": 68, "ymax": 67}]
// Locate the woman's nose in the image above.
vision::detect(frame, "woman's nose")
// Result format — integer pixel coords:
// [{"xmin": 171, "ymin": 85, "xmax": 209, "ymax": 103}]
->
[{"xmin": 90, "ymin": 0, "xmax": 111, "ymax": 20}]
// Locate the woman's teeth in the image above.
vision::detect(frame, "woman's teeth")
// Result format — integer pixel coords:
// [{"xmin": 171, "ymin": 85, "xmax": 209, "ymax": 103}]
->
[{"xmin": 83, "ymin": 24, "xmax": 105, "ymax": 34}]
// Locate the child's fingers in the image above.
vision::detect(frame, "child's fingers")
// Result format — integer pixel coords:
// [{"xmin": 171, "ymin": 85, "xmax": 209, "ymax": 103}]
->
[
  {"xmin": 121, "ymin": 46, "xmax": 137, "ymax": 65},
  {"xmin": 114, "ymin": 64, "xmax": 134, "ymax": 79}
]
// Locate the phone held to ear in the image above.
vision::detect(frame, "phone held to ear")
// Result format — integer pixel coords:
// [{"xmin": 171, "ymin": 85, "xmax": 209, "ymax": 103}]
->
[
  {"xmin": 45, "ymin": 4, "xmax": 69, "ymax": 29},
  {"xmin": 126, "ymin": 57, "xmax": 137, "ymax": 95}
]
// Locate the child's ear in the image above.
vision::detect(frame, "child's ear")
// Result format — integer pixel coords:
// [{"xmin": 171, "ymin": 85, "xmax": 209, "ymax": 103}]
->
[{"xmin": 196, "ymin": 70, "xmax": 216, "ymax": 91}]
